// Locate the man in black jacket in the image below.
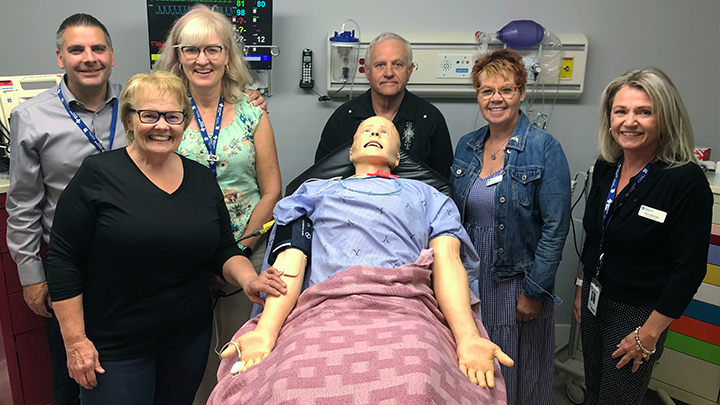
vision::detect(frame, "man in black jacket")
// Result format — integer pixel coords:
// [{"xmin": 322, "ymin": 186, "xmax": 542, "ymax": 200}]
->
[{"xmin": 315, "ymin": 32, "xmax": 453, "ymax": 178}]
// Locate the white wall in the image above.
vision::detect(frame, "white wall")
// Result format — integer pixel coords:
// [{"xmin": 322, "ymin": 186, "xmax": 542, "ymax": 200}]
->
[{"xmin": 2, "ymin": 0, "xmax": 718, "ymax": 331}]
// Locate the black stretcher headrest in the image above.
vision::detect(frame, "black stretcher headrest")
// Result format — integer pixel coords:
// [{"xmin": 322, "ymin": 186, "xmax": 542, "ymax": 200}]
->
[{"xmin": 286, "ymin": 142, "xmax": 455, "ymax": 199}]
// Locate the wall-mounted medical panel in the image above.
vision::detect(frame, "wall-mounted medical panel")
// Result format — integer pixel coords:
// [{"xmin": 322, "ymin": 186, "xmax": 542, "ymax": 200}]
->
[{"xmin": 326, "ymin": 32, "xmax": 588, "ymax": 99}]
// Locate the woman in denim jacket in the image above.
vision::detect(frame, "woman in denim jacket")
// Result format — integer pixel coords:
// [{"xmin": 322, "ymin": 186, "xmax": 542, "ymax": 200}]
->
[{"xmin": 450, "ymin": 48, "xmax": 571, "ymax": 405}]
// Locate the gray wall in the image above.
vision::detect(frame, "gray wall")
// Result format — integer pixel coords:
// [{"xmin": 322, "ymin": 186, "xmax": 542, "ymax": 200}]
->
[{"xmin": 2, "ymin": 0, "xmax": 719, "ymax": 331}]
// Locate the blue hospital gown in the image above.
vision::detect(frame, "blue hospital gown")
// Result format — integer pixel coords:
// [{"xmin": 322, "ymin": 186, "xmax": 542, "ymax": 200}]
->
[{"xmin": 266, "ymin": 176, "xmax": 479, "ymax": 291}]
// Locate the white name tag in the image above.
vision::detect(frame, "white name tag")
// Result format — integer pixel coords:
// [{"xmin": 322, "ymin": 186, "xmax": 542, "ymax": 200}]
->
[
  {"xmin": 486, "ymin": 175, "xmax": 502, "ymax": 187},
  {"xmin": 638, "ymin": 205, "xmax": 667, "ymax": 223},
  {"xmin": 588, "ymin": 278, "xmax": 602, "ymax": 316}
]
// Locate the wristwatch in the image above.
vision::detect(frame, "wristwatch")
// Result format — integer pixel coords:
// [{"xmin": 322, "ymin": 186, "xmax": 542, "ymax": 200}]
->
[
  {"xmin": 575, "ymin": 277, "xmax": 583, "ymax": 287},
  {"xmin": 237, "ymin": 243, "xmax": 253, "ymax": 258}
]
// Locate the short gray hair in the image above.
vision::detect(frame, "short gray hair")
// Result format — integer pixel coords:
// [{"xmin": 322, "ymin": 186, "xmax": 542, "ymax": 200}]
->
[
  {"xmin": 365, "ymin": 32, "xmax": 413, "ymax": 65},
  {"xmin": 598, "ymin": 67, "xmax": 696, "ymax": 167}
]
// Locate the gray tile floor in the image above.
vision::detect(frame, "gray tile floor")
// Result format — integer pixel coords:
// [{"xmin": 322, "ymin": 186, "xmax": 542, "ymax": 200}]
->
[{"xmin": 552, "ymin": 366, "xmax": 690, "ymax": 405}]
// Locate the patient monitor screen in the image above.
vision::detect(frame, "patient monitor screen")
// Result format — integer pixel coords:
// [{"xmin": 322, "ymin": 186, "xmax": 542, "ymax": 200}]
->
[{"xmin": 146, "ymin": 0, "xmax": 273, "ymax": 70}]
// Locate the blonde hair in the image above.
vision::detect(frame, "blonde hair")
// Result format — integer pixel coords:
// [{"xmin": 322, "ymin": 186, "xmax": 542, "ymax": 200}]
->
[
  {"xmin": 153, "ymin": 4, "xmax": 253, "ymax": 103},
  {"xmin": 599, "ymin": 67, "xmax": 696, "ymax": 167},
  {"xmin": 120, "ymin": 71, "xmax": 192, "ymax": 144}
]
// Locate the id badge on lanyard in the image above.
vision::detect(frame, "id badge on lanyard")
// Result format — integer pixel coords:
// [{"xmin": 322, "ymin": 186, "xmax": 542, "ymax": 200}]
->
[
  {"xmin": 589, "ymin": 159, "xmax": 649, "ymax": 316},
  {"xmin": 58, "ymin": 86, "xmax": 118, "ymax": 153},
  {"xmin": 188, "ymin": 91, "xmax": 224, "ymax": 174},
  {"xmin": 588, "ymin": 268, "xmax": 603, "ymax": 316}
]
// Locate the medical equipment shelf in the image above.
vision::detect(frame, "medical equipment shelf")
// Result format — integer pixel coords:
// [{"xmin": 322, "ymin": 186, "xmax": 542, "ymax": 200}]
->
[{"xmin": 0, "ymin": 191, "xmax": 53, "ymax": 405}]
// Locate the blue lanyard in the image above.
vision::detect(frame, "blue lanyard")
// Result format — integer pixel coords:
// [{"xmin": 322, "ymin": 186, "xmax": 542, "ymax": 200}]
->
[
  {"xmin": 597, "ymin": 158, "xmax": 650, "ymax": 273},
  {"xmin": 188, "ymin": 91, "xmax": 224, "ymax": 174},
  {"xmin": 57, "ymin": 86, "xmax": 117, "ymax": 153}
]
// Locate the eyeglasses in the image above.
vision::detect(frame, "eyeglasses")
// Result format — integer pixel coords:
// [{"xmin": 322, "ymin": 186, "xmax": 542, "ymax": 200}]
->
[
  {"xmin": 176, "ymin": 45, "xmax": 224, "ymax": 61},
  {"xmin": 129, "ymin": 109, "xmax": 186, "ymax": 125},
  {"xmin": 476, "ymin": 85, "xmax": 520, "ymax": 100}
]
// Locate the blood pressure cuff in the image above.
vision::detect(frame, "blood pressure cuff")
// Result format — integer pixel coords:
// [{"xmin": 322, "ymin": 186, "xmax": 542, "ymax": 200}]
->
[{"xmin": 268, "ymin": 215, "xmax": 313, "ymax": 266}]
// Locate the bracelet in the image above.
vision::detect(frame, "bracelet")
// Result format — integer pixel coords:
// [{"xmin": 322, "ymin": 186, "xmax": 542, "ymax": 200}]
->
[
  {"xmin": 575, "ymin": 277, "xmax": 583, "ymax": 287},
  {"xmin": 634, "ymin": 327, "xmax": 656, "ymax": 358}
]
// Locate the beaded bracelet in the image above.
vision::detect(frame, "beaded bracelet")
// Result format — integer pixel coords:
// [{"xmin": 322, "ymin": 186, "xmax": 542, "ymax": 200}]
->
[{"xmin": 634, "ymin": 326, "xmax": 656, "ymax": 358}]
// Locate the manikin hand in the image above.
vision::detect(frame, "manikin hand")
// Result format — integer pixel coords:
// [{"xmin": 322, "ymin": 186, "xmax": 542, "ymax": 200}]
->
[
  {"xmin": 243, "ymin": 89, "xmax": 268, "ymax": 112},
  {"xmin": 221, "ymin": 327, "xmax": 277, "ymax": 373},
  {"xmin": 23, "ymin": 282, "xmax": 52, "ymax": 318},
  {"xmin": 243, "ymin": 267, "xmax": 287, "ymax": 306},
  {"xmin": 516, "ymin": 292, "xmax": 542, "ymax": 322},
  {"xmin": 456, "ymin": 335, "xmax": 514, "ymax": 388},
  {"xmin": 65, "ymin": 337, "xmax": 105, "ymax": 389}
]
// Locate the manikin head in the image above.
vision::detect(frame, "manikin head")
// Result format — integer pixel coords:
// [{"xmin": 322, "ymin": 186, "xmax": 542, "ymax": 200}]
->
[{"xmin": 349, "ymin": 116, "xmax": 401, "ymax": 174}]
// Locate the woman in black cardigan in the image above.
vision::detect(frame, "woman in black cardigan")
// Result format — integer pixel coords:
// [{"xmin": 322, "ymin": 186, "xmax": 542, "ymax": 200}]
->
[{"xmin": 574, "ymin": 67, "xmax": 712, "ymax": 405}]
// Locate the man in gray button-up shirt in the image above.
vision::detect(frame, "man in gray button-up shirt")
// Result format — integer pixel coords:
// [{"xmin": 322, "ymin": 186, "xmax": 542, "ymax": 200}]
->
[{"xmin": 7, "ymin": 13, "xmax": 124, "ymax": 404}]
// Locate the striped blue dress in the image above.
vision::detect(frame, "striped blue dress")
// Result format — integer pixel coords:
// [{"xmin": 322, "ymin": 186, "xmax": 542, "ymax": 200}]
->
[{"xmin": 464, "ymin": 169, "xmax": 555, "ymax": 405}]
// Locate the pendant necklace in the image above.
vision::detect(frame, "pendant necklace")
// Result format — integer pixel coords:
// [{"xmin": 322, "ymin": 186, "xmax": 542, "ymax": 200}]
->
[{"xmin": 489, "ymin": 141, "xmax": 507, "ymax": 160}]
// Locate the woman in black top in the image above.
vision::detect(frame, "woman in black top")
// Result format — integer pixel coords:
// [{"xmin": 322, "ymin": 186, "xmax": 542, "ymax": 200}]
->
[
  {"xmin": 574, "ymin": 67, "xmax": 712, "ymax": 405},
  {"xmin": 46, "ymin": 71, "xmax": 284, "ymax": 405}
]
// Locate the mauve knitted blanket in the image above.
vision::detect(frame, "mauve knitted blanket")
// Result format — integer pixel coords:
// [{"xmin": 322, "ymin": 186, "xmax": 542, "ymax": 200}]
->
[{"xmin": 209, "ymin": 250, "xmax": 507, "ymax": 405}]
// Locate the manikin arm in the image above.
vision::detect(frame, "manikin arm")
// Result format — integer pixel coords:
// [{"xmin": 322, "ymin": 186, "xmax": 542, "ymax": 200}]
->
[
  {"xmin": 220, "ymin": 248, "xmax": 307, "ymax": 372},
  {"xmin": 430, "ymin": 235, "xmax": 514, "ymax": 388}
]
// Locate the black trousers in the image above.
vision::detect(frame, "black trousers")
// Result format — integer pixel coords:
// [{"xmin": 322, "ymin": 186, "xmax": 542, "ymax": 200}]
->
[
  {"xmin": 45, "ymin": 314, "xmax": 81, "ymax": 405},
  {"xmin": 79, "ymin": 325, "xmax": 212, "ymax": 405},
  {"xmin": 580, "ymin": 281, "xmax": 669, "ymax": 405}
]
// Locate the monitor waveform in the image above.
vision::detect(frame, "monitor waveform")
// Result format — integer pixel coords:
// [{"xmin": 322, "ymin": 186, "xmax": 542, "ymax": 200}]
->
[{"xmin": 154, "ymin": 4, "xmax": 235, "ymax": 16}]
